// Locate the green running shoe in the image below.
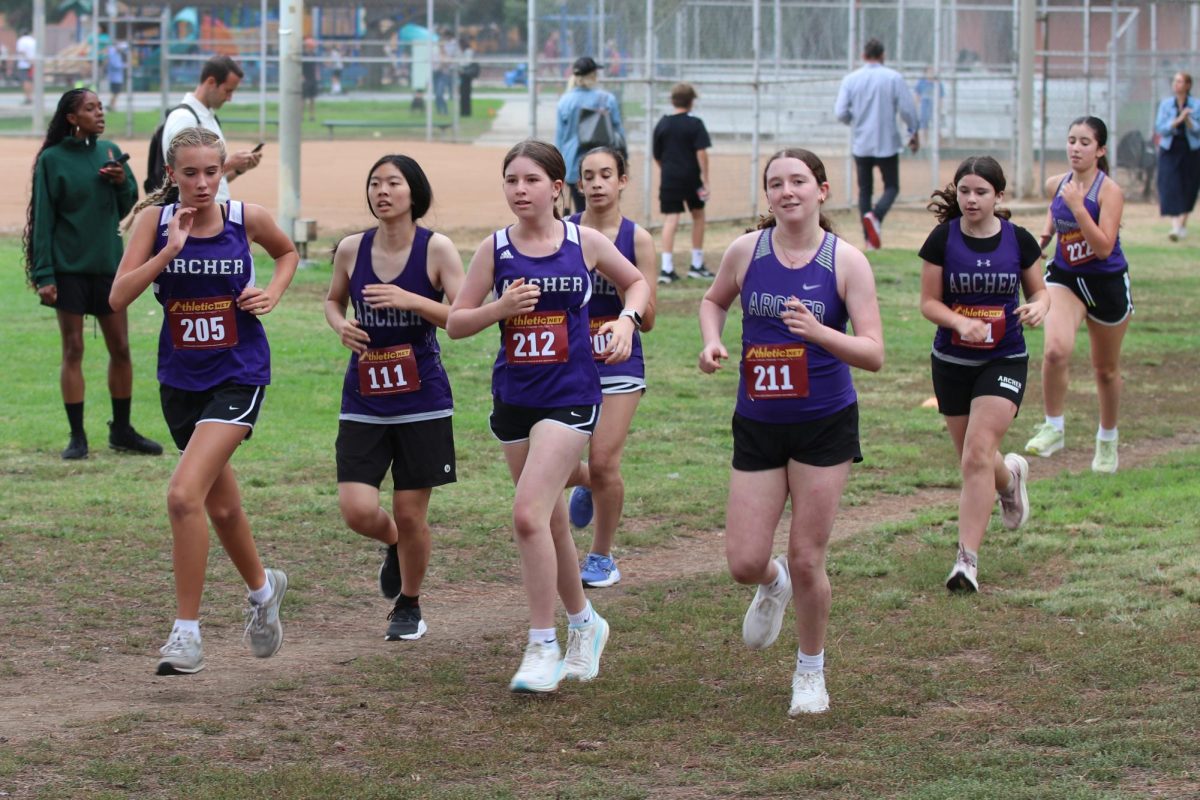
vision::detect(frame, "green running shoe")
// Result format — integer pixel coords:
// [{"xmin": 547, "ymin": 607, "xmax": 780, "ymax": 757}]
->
[
  {"xmin": 1092, "ymin": 436, "xmax": 1119, "ymax": 473},
  {"xmin": 1025, "ymin": 422, "xmax": 1064, "ymax": 457}
]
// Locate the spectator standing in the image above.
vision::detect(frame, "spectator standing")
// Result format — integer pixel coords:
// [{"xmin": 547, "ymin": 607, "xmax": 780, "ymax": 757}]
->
[
  {"xmin": 653, "ymin": 82, "xmax": 713, "ymax": 283},
  {"xmin": 301, "ymin": 39, "xmax": 319, "ymax": 122},
  {"xmin": 329, "ymin": 45, "xmax": 344, "ymax": 95},
  {"xmin": 106, "ymin": 41, "xmax": 126, "ymax": 111},
  {"xmin": 16, "ymin": 29, "xmax": 35, "ymax": 105},
  {"xmin": 458, "ymin": 36, "xmax": 477, "ymax": 117},
  {"xmin": 555, "ymin": 56, "xmax": 624, "ymax": 214},
  {"xmin": 834, "ymin": 38, "xmax": 920, "ymax": 250},
  {"xmin": 1154, "ymin": 71, "xmax": 1200, "ymax": 241}
]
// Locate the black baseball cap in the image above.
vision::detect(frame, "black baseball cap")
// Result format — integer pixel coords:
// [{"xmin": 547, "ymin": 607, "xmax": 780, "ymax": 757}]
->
[{"xmin": 572, "ymin": 56, "xmax": 602, "ymax": 75}]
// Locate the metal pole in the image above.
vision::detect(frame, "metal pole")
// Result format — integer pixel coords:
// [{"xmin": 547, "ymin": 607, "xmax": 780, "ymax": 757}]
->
[
  {"xmin": 33, "ymin": 0, "xmax": 46, "ymax": 134},
  {"xmin": 125, "ymin": 22, "xmax": 134, "ymax": 138},
  {"xmin": 160, "ymin": 6, "xmax": 171, "ymax": 114},
  {"xmin": 1039, "ymin": 0, "xmax": 1049, "ymax": 189},
  {"xmin": 751, "ymin": 0, "xmax": 762, "ymax": 218},
  {"xmin": 1083, "ymin": 0, "xmax": 1091, "ymax": 107},
  {"xmin": 260, "ymin": 0, "xmax": 268, "ymax": 142},
  {"xmin": 897, "ymin": 0, "xmax": 905, "ymax": 66},
  {"xmin": 642, "ymin": 0, "xmax": 655, "ymax": 224},
  {"xmin": 1108, "ymin": 0, "xmax": 1117, "ymax": 169},
  {"xmin": 528, "ymin": 0, "xmax": 537, "ymax": 136},
  {"xmin": 950, "ymin": 0, "xmax": 957, "ymax": 146},
  {"xmin": 278, "ymin": 0, "xmax": 303, "ymax": 235},
  {"xmin": 774, "ymin": 0, "xmax": 782, "ymax": 141},
  {"xmin": 1016, "ymin": 0, "xmax": 1035, "ymax": 198},
  {"xmin": 845, "ymin": 0, "xmax": 856, "ymax": 206},
  {"xmin": 1010, "ymin": 0, "xmax": 1019, "ymax": 178},
  {"xmin": 598, "ymin": 0, "xmax": 606, "ymax": 65},
  {"xmin": 92, "ymin": 6, "xmax": 100, "ymax": 89},
  {"xmin": 426, "ymin": 0, "xmax": 434, "ymax": 141},
  {"xmin": 932, "ymin": 0, "xmax": 942, "ymax": 192}
]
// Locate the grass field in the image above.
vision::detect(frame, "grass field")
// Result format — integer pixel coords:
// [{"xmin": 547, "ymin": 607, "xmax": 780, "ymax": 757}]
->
[{"xmin": 0, "ymin": 208, "xmax": 1198, "ymax": 798}]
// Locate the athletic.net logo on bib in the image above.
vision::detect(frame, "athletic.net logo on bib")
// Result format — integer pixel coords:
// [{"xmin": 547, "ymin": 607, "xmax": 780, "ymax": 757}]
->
[
  {"xmin": 950, "ymin": 304, "xmax": 1005, "ymax": 349},
  {"xmin": 743, "ymin": 343, "xmax": 809, "ymax": 400},
  {"xmin": 358, "ymin": 344, "xmax": 420, "ymax": 396},
  {"xmin": 505, "ymin": 312, "xmax": 568, "ymax": 365},
  {"xmin": 167, "ymin": 296, "xmax": 237, "ymax": 350}
]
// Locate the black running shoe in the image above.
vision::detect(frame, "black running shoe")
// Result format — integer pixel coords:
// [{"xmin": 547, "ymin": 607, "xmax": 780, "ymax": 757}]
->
[
  {"xmin": 385, "ymin": 598, "xmax": 426, "ymax": 641},
  {"xmin": 379, "ymin": 543, "xmax": 402, "ymax": 599},
  {"xmin": 61, "ymin": 433, "xmax": 88, "ymax": 460},
  {"xmin": 108, "ymin": 421, "xmax": 164, "ymax": 455},
  {"xmin": 657, "ymin": 270, "xmax": 680, "ymax": 285},
  {"xmin": 687, "ymin": 264, "xmax": 716, "ymax": 280}
]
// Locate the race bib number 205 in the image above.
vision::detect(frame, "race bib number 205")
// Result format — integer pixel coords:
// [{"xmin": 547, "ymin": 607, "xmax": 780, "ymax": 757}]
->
[{"xmin": 167, "ymin": 296, "xmax": 237, "ymax": 350}]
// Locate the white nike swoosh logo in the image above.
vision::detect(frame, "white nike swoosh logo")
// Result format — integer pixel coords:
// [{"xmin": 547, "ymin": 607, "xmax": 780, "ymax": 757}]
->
[
  {"xmin": 802, "ymin": 283, "xmax": 821, "ymax": 291},
  {"xmin": 570, "ymin": 412, "xmax": 582, "ymax": 418},
  {"xmin": 229, "ymin": 406, "xmax": 240, "ymax": 411}
]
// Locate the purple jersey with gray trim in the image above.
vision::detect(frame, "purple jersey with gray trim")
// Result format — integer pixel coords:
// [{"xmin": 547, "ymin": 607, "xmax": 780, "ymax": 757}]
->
[
  {"xmin": 339, "ymin": 227, "xmax": 454, "ymax": 423},
  {"xmin": 735, "ymin": 229, "xmax": 856, "ymax": 423},
  {"xmin": 491, "ymin": 221, "xmax": 601, "ymax": 407},
  {"xmin": 569, "ymin": 213, "xmax": 645, "ymax": 390},
  {"xmin": 934, "ymin": 218, "xmax": 1027, "ymax": 364},
  {"xmin": 1050, "ymin": 172, "xmax": 1127, "ymax": 275},
  {"xmin": 152, "ymin": 201, "xmax": 270, "ymax": 391}
]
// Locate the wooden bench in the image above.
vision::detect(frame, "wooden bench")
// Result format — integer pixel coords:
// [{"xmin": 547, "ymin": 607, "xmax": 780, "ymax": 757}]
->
[{"xmin": 320, "ymin": 120, "xmax": 452, "ymax": 139}]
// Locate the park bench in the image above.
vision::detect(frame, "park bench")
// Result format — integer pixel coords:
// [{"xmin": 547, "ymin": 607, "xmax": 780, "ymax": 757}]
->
[{"xmin": 321, "ymin": 120, "xmax": 452, "ymax": 139}]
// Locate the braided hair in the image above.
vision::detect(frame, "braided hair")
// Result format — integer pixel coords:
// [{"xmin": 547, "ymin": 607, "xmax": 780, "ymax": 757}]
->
[{"xmin": 22, "ymin": 89, "xmax": 93, "ymax": 288}]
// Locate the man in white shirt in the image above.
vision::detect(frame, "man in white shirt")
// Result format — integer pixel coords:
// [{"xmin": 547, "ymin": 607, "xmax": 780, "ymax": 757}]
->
[
  {"xmin": 161, "ymin": 55, "xmax": 261, "ymax": 203},
  {"xmin": 16, "ymin": 31, "xmax": 36, "ymax": 105},
  {"xmin": 834, "ymin": 38, "xmax": 920, "ymax": 250}
]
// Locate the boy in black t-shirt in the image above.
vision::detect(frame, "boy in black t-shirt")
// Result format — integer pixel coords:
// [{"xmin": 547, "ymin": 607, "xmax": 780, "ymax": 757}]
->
[{"xmin": 653, "ymin": 83, "xmax": 713, "ymax": 282}]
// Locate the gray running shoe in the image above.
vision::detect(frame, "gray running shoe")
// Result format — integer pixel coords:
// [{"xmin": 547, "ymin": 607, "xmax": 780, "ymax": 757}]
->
[
  {"xmin": 156, "ymin": 629, "xmax": 204, "ymax": 675},
  {"xmin": 244, "ymin": 568, "xmax": 288, "ymax": 658},
  {"xmin": 385, "ymin": 598, "xmax": 427, "ymax": 641}
]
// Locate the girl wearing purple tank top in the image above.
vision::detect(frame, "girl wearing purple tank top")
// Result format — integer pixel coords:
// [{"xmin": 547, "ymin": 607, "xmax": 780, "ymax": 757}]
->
[
  {"xmin": 919, "ymin": 157, "xmax": 1049, "ymax": 593},
  {"xmin": 564, "ymin": 147, "xmax": 658, "ymax": 590},
  {"xmin": 1026, "ymin": 116, "xmax": 1131, "ymax": 473},
  {"xmin": 110, "ymin": 127, "xmax": 298, "ymax": 676},
  {"xmin": 699, "ymin": 149, "xmax": 883, "ymax": 716},
  {"xmin": 324, "ymin": 155, "xmax": 465, "ymax": 643},
  {"xmin": 447, "ymin": 140, "xmax": 650, "ymax": 694}
]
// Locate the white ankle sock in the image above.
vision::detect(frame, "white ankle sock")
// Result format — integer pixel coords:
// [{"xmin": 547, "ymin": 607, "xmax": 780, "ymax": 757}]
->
[
  {"xmin": 528, "ymin": 627, "xmax": 557, "ymax": 646},
  {"xmin": 691, "ymin": 249, "xmax": 704, "ymax": 268},
  {"xmin": 173, "ymin": 619, "xmax": 200, "ymax": 639},
  {"xmin": 247, "ymin": 574, "xmax": 272, "ymax": 605},
  {"xmin": 661, "ymin": 253, "xmax": 674, "ymax": 273},
  {"xmin": 567, "ymin": 602, "xmax": 593, "ymax": 626},
  {"xmin": 795, "ymin": 649, "xmax": 824, "ymax": 674},
  {"xmin": 1045, "ymin": 415, "xmax": 1064, "ymax": 432},
  {"xmin": 1097, "ymin": 426, "xmax": 1118, "ymax": 442}
]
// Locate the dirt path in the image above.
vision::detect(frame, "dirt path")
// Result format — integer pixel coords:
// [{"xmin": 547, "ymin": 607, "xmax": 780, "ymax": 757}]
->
[{"xmin": 1, "ymin": 431, "xmax": 1193, "ymax": 744}]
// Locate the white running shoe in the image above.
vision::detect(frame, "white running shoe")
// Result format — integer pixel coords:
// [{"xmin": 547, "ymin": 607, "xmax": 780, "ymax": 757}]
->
[
  {"xmin": 244, "ymin": 567, "xmax": 288, "ymax": 658},
  {"xmin": 1025, "ymin": 422, "xmax": 1064, "ymax": 457},
  {"xmin": 788, "ymin": 670, "xmax": 830, "ymax": 716},
  {"xmin": 999, "ymin": 453, "xmax": 1030, "ymax": 530},
  {"xmin": 563, "ymin": 612, "xmax": 610, "ymax": 682},
  {"xmin": 945, "ymin": 548, "xmax": 979, "ymax": 593},
  {"xmin": 742, "ymin": 556, "xmax": 792, "ymax": 650},
  {"xmin": 509, "ymin": 641, "xmax": 564, "ymax": 693},
  {"xmin": 1092, "ymin": 437, "xmax": 1119, "ymax": 474},
  {"xmin": 156, "ymin": 629, "xmax": 204, "ymax": 675}
]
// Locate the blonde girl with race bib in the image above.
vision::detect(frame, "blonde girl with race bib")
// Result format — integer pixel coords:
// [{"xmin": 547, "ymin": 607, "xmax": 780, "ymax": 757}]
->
[
  {"xmin": 699, "ymin": 149, "xmax": 883, "ymax": 716},
  {"xmin": 447, "ymin": 140, "xmax": 650, "ymax": 694},
  {"xmin": 919, "ymin": 157, "xmax": 1049, "ymax": 593},
  {"xmin": 565, "ymin": 146, "xmax": 658, "ymax": 588},
  {"xmin": 324, "ymin": 155, "xmax": 464, "ymax": 642},
  {"xmin": 1025, "ymin": 116, "xmax": 1131, "ymax": 473},
  {"xmin": 111, "ymin": 127, "xmax": 298, "ymax": 676}
]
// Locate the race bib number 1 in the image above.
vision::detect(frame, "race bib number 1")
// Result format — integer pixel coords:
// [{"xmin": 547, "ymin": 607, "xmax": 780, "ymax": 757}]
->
[
  {"xmin": 589, "ymin": 315, "xmax": 617, "ymax": 361},
  {"xmin": 358, "ymin": 344, "xmax": 420, "ymax": 396},
  {"xmin": 950, "ymin": 304, "xmax": 1006, "ymax": 349},
  {"xmin": 1058, "ymin": 228, "xmax": 1096, "ymax": 268},
  {"xmin": 505, "ymin": 312, "xmax": 569, "ymax": 365},
  {"xmin": 167, "ymin": 296, "xmax": 237, "ymax": 350},
  {"xmin": 743, "ymin": 343, "xmax": 809, "ymax": 400}
]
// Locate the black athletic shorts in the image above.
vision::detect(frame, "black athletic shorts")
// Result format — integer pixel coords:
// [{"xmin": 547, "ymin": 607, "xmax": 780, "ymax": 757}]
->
[
  {"xmin": 731, "ymin": 402, "xmax": 862, "ymax": 471},
  {"xmin": 659, "ymin": 184, "xmax": 706, "ymax": 215},
  {"xmin": 50, "ymin": 273, "xmax": 114, "ymax": 317},
  {"xmin": 1044, "ymin": 263, "xmax": 1133, "ymax": 325},
  {"xmin": 160, "ymin": 382, "xmax": 265, "ymax": 450},
  {"xmin": 336, "ymin": 417, "xmax": 457, "ymax": 490},
  {"xmin": 931, "ymin": 354, "xmax": 1027, "ymax": 417},
  {"xmin": 489, "ymin": 398, "xmax": 600, "ymax": 444}
]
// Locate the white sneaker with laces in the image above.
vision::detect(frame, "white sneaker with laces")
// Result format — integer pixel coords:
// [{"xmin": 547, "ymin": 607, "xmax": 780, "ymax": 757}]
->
[
  {"xmin": 244, "ymin": 567, "xmax": 288, "ymax": 658},
  {"xmin": 563, "ymin": 612, "xmax": 610, "ymax": 682},
  {"xmin": 509, "ymin": 640, "xmax": 564, "ymax": 693},
  {"xmin": 998, "ymin": 453, "xmax": 1030, "ymax": 530},
  {"xmin": 742, "ymin": 556, "xmax": 792, "ymax": 650},
  {"xmin": 788, "ymin": 670, "xmax": 830, "ymax": 716},
  {"xmin": 945, "ymin": 548, "xmax": 979, "ymax": 593},
  {"xmin": 156, "ymin": 629, "xmax": 204, "ymax": 675}
]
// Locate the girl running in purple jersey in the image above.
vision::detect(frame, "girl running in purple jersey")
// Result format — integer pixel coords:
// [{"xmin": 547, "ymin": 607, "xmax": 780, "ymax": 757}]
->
[
  {"xmin": 324, "ymin": 155, "xmax": 464, "ymax": 642},
  {"xmin": 447, "ymin": 140, "xmax": 650, "ymax": 694},
  {"xmin": 699, "ymin": 149, "xmax": 883, "ymax": 716},
  {"xmin": 919, "ymin": 157, "xmax": 1050, "ymax": 593},
  {"xmin": 565, "ymin": 146, "xmax": 658, "ymax": 588},
  {"xmin": 1025, "ymin": 116, "xmax": 1130, "ymax": 473},
  {"xmin": 110, "ymin": 127, "xmax": 298, "ymax": 676}
]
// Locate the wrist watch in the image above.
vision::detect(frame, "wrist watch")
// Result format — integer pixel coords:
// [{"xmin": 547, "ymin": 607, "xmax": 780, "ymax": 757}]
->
[{"xmin": 618, "ymin": 308, "xmax": 643, "ymax": 330}]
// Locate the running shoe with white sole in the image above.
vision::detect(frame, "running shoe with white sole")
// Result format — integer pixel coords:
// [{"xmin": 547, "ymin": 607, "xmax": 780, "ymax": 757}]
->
[
  {"xmin": 1092, "ymin": 436, "xmax": 1119, "ymax": 473},
  {"xmin": 569, "ymin": 485, "xmax": 594, "ymax": 528},
  {"xmin": 742, "ymin": 556, "xmax": 792, "ymax": 650},
  {"xmin": 657, "ymin": 270, "xmax": 680, "ymax": 285},
  {"xmin": 788, "ymin": 670, "xmax": 830, "ymax": 716},
  {"xmin": 156, "ymin": 629, "xmax": 204, "ymax": 675},
  {"xmin": 563, "ymin": 611, "xmax": 610, "ymax": 682},
  {"xmin": 945, "ymin": 547, "xmax": 979, "ymax": 593},
  {"xmin": 385, "ymin": 598, "xmax": 427, "ymax": 641},
  {"xmin": 244, "ymin": 567, "xmax": 288, "ymax": 658},
  {"xmin": 862, "ymin": 212, "xmax": 882, "ymax": 250},
  {"xmin": 999, "ymin": 453, "xmax": 1030, "ymax": 530},
  {"xmin": 1025, "ymin": 422, "xmax": 1064, "ymax": 457},
  {"xmin": 580, "ymin": 552, "xmax": 621, "ymax": 588},
  {"xmin": 509, "ymin": 640, "xmax": 564, "ymax": 694},
  {"xmin": 687, "ymin": 264, "xmax": 716, "ymax": 280}
]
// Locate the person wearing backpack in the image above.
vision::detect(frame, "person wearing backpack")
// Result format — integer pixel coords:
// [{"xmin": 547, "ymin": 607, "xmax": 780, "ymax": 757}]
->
[
  {"xmin": 555, "ymin": 57, "xmax": 624, "ymax": 213},
  {"xmin": 148, "ymin": 55, "xmax": 261, "ymax": 201}
]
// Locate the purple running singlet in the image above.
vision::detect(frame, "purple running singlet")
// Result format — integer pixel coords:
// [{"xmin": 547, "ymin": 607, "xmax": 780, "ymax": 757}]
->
[{"xmin": 1050, "ymin": 172, "xmax": 1127, "ymax": 275}]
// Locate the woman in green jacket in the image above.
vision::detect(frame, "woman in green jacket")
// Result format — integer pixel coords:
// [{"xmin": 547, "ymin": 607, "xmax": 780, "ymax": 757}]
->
[{"xmin": 24, "ymin": 88, "xmax": 161, "ymax": 459}]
